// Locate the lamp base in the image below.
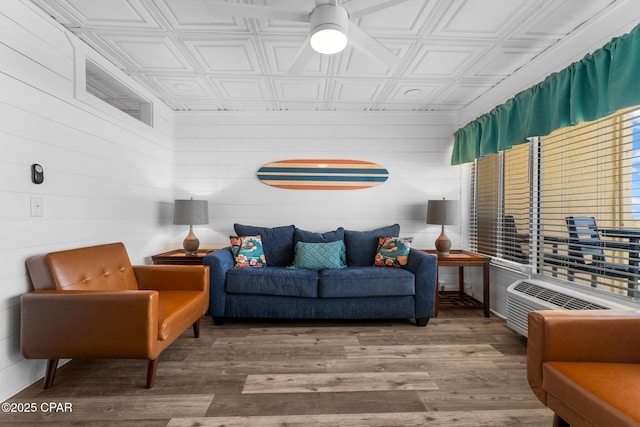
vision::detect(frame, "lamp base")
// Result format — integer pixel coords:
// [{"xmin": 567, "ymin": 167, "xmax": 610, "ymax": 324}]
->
[
  {"xmin": 434, "ymin": 225, "xmax": 452, "ymax": 257},
  {"xmin": 183, "ymin": 225, "xmax": 200, "ymax": 256}
]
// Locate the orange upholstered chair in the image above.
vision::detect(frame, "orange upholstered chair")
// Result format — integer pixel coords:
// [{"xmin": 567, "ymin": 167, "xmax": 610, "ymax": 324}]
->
[{"xmin": 21, "ymin": 242, "xmax": 209, "ymax": 389}]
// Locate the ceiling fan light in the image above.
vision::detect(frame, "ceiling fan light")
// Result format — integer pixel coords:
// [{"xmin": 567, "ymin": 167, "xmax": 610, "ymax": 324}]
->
[
  {"xmin": 310, "ymin": 24, "xmax": 347, "ymax": 54},
  {"xmin": 309, "ymin": 3, "xmax": 349, "ymax": 55}
]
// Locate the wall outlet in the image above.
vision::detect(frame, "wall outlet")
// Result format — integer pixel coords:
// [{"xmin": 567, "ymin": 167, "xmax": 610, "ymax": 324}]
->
[{"xmin": 30, "ymin": 196, "xmax": 43, "ymax": 217}]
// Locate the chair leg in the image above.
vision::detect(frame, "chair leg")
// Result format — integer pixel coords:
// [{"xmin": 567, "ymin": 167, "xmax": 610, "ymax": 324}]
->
[
  {"xmin": 146, "ymin": 359, "xmax": 158, "ymax": 389},
  {"xmin": 192, "ymin": 319, "xmax": 200, "ymax": 338},
  {"xmin": 552, "ymin": 414, "xmax": 570, "ymax": 427},
  {"xmin": 43, "ymin": 359, "xmax": 59, "ymax": 389}
]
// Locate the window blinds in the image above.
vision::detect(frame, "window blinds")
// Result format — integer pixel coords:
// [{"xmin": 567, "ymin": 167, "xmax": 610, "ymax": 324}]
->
[
  {"xmin": 537, "ymin": 107, "xmax": 640, "ymax": 297},
  {"xmin": 470, "ymin": 143, "xmax": 531, "ymax": 264},
  {"xmin": 470, "ymin": 106, "xmax": 640, "ymax": 299}
]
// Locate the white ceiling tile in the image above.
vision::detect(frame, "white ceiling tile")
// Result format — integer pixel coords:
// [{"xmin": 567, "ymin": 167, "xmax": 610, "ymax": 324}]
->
[
  {"xmin": 340, "ymin": 42, "xmax": 410, "ymax": 76},
  {"xmin": 387, "ymin": 82, "xmax": 443, "ymax": 103},
  {"xmin": 274, "ymin": 79, "xmax": 326, "ymax": 101},
  {"xmin": 436, "ymin": 0, "xmax": 529, "ymax": 35},
  {"xmin": 333, "ymin": 80, "xmax": 384, "ymax": 102},
  {"xmin": 217, "ymin": 78, "xmax": 269, "ymax": 100},
  {"xmin": 355, "ymin": 0, "xmax": 436, "ymax": 36},
  {"xmin": 261, "ymin": 37, "xmax": 330, "ymax": 74},
  {"xmin": 154, "ymin": 0, "xmax": 250, "ymax": 32},
  {"xmin": 35, "ymin": 0, "xmax": 162, "ymax": 29},
  {"xmin": 183, "ymin": 38, "xmax": 262, "ymax": 74},
  {"xmin": 112, "ymin": 38, "xmax": 190, "ymax": 70},
  {"xmin": 435, "ymin": 81, "xmax": 494, "ymax": 106},
  {"xmin": 466, "ymin": 44, "xmax": 542, "ymax": 78},
  {"xmin": 510, "ymin": 0, "xmax": 616, "ymax": 40},
  {"xmin": 408, "ymin": 46, "xmax": 475, "ymax": 77},
  {"xmin": 146, "ymin": 75, "xmax": 214, "ymax": 98}
]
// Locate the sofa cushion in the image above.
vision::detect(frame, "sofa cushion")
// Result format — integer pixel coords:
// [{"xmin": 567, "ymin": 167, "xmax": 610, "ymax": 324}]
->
[
  {"xmin": 230, "ymin": 235, "xmax": 267, "ymax": 267},
  {"xmin": 344, "ymin": 224, "xmax": 400, "ymax": 266},
  {"xmin": 294, "ymin": 227, "xmax": 344, "ymax": 244},
  {"xmin": 156, "ymin": 290, "xmax": 208, "ymax": 341},
  {"xmin": 318, "ymin": 266, "xmax": 414, "ymax": 298},
  {"xmin": 543, "ymin": 361, "xmax": 640, "ymax": 427},
  {"xmin": 374, "ymin": 236, "xmax": 413, "ymax": 268},
  {"xmin": 234, "ymin": 224, "xmax": 295, "ymax": 266},
  {"xmin": 291, "ymin": 240, "xmax": 347, "ymax": 270},
  {"xmin": 226, "ymin": 266, "xmax": 318, "ymax": 297}
]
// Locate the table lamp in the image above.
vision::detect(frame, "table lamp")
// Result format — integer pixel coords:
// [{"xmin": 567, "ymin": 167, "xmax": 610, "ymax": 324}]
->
[
  {"xmin": 174, "ymin": 198, "xmax": 209, "ymax": 256},
  {"xmin": 427, "ymin": 197, "xmax": 459, "ymax": 256}
]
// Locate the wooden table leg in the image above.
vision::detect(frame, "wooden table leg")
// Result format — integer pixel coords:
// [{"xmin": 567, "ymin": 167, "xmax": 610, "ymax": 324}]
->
[{"xmin": 483, "ymin": 263, "xmax": 490, "ymax": 317}]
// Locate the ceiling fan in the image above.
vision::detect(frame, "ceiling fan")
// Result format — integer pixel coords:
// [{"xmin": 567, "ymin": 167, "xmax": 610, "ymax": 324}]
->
[{"xmin": 206, "ymin": 0, "xmax": 410, "ymax": 73}]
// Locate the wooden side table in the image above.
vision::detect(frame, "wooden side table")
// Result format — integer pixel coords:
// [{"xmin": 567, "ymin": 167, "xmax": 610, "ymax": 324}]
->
[
  {"xmin": 423, "ymin": 250, "xmax": 491, "ymax": 318},
  {"xmin": 151, "ymin": 249, "xmax": 216, "ymax": 265}
]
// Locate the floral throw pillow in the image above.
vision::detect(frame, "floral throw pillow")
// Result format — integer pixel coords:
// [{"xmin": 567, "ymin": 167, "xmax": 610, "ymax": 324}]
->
[
  {"xmin": 230, "ymin": 235, "xmax": 267, "ymax": 268},
  {"xmin": 374, "ymin": 236, "xmax": 413, "ymax": 268}
]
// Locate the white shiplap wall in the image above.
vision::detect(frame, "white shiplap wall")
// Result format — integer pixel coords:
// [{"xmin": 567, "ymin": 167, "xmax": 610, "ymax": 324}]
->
[
  {"xmin": 173, "ymin": 111, "xmax": 462, "ymax": 251},
  {"xmin": 0, "ymin": 1, "xmax": 175, "ymax": 400}
]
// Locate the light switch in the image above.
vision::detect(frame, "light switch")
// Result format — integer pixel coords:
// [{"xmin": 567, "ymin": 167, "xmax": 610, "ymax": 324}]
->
[{"xmin": 30, "ymin": 196, "xmax": 43, "ymax": 217}]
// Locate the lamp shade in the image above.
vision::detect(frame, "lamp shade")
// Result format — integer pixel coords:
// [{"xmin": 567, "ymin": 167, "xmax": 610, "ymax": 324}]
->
[
  {"xmin": 174, "ymin": 199, "xmax": 208, "ymax": 225},
  {"xmin": 427, "ymin": 199, "xmax": 459, "ymax": 225}
]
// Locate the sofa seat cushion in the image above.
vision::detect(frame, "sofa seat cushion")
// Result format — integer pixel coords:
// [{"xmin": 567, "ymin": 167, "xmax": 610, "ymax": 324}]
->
[
  {"xmin": 226, "ymin": 267, "xmax": 318, "ymax": 298},
  {"xmin": 318, "ymin": 266, "xmax": 414, "ymax": 298},
  {"xmin": 157, "ymin": 290, "xmax": 208, "ymax": 341},
  {"xmin": 543, "ymin": 361, "xmax": 640, "ymax": 427}
]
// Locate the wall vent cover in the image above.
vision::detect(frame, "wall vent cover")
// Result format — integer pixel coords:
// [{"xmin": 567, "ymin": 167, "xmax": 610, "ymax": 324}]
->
[{"xmin": 506, "ymin": 279, "xmax": 630, "ymax": 337}]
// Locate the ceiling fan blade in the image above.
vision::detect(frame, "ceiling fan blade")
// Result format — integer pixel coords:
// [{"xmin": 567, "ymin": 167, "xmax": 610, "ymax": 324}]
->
[
  {"xmin": 347, "ymin": 24, "xmax": 400, "ymax": 67},
  {"xmin": 287, "ymin": 35, "xmax": 315, "ymax": 74},
  {"xmin": 343, "ymin": 0, "xmax": 411, "ymax": 20},
  {"xmin": 206, "ymin": 1, "xmax": 309, "ymax": 22}
]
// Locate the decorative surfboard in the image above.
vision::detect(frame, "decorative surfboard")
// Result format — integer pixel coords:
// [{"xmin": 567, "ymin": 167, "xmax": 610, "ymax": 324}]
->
[{"xmin": 257, "ymin": 159, "xmax": 389, "ymax": 190}]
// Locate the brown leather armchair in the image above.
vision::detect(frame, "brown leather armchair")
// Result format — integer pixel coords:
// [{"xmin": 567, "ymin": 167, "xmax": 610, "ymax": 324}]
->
[
  {"xmin": 527, "ymin": 310, "xmax": 640, "ymax": 427},
  {"xmin": 21, "ymin": 242, "xmax": 209, "ymax": 389}
]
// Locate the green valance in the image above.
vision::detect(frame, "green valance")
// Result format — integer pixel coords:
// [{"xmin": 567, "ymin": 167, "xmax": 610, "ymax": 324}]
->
[{"xmin": 452, "ymin": 22, "xmax": 640, "ymax": 165}]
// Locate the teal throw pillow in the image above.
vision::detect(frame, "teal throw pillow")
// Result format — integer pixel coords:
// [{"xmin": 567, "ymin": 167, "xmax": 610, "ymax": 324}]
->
[
  {"xmin": 230, "ymin": 235, "xmax": 267, "ymax": 268},
  {"xmin": 374, "ymin": 236, "xmax": 412, "ymax": 268},
  {"xmin": 291, "ymin": 240, "xmax": 346, "ymax": 270}
]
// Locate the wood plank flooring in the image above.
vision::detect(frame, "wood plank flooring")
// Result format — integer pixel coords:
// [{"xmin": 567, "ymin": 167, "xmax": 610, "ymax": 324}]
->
[{"xmin": 3, "ymin": 310, "xmax": 554, "ymax": 426}]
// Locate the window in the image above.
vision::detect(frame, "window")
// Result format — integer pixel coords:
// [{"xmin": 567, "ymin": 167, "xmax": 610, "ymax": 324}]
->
[
  {"xmin": 471, "ymin": 106, "xmax": 640, "ymax": 299},
  {"xmin": 470, "ymin": 143, "xmax": 531, "ymax": 266},
  {"xmin": 85, "ymin": 59, "xmax": 153, "ymax": 126}
]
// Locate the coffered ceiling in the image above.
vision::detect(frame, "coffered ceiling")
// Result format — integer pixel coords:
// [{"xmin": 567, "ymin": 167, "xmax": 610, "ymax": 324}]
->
[{"xmin": 31, "ymin": 0, "xmax": 623, "ymax": 112}]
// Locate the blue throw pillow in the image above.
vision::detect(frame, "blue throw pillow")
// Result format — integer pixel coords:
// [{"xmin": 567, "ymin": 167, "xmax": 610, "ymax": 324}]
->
[
  {"xmin": 290, "ymin": 240, "xmax": 347, "ymax": 271},
  {"xmin": 374, "ymin": 236, "xmax": 413, "ymax": 268},
  {"xmin": 294, "ymin": 227, "xmax": 344, "ymax": 244},
  {"xmin": 234, "ymin": 224, "xmax": 295, "ymax": 266},
  {"xmin": 344, "ymin": 224, "xmax": 400, "ymax": 266}
]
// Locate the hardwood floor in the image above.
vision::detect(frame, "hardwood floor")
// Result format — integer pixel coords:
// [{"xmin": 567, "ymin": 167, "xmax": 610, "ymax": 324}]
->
[{"xmin": 3, "ymin": 310, "xmax": 553, "ymax": 426}]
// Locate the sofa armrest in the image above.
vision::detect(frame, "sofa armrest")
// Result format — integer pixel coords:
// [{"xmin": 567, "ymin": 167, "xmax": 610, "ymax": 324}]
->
[
  {"xmin": 21, "ymin": 290, "xmax": 160, "ymax": 359},
  {"xmin": 403, "ymin": 249, "xmax": 438, "ymax": 318},
  {"xmin": 134, "ymin": 265, "xmax": 209, "ymax": 292},
  {"xmin": 203, "ymin": 247, "xmax": 235, "ymax": 318},
  {"xmin": 527, "ymin": 309, "xmax": 640, "ymax": 403}
]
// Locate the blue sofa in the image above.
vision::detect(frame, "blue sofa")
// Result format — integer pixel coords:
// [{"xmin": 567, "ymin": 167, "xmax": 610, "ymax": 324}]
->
[{"xmin": 204, "ymin": 224, "xmax": 438, "ymax": 326}]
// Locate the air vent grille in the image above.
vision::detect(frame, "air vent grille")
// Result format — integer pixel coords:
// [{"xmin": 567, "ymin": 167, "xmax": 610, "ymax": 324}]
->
[
  {"xmin": 513, "ymin": 281, "xmax": 608, "ymax": 310},
  {"xmin": 505, "ymin": 280, "xmax": 629, "ymax": 337}
]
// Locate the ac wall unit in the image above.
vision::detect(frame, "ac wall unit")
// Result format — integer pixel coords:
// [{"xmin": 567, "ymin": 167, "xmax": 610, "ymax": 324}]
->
[{"xmin": 506, "ymin": 279, "xmax": 631, "ymax": 337}]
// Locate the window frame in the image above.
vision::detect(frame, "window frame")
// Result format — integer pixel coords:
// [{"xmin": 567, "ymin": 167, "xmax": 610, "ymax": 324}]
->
[{"xmin": 470, "ymin": 108, "xmax": 640, "ymax": 300}]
